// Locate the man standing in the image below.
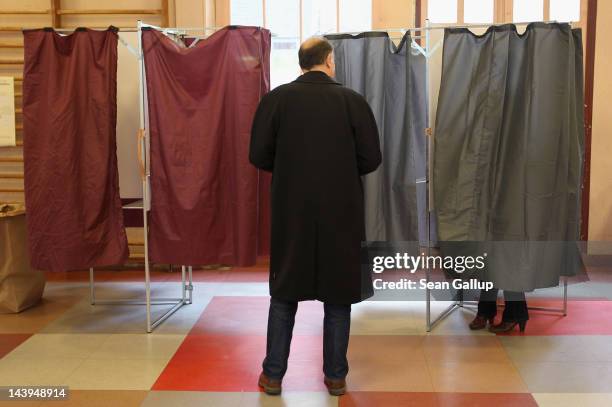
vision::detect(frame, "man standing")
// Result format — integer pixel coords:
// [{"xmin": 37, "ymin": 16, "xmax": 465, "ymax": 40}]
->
[{"xmin": 250, "ymin": 37, "xmax": 381, "ymax": 396}]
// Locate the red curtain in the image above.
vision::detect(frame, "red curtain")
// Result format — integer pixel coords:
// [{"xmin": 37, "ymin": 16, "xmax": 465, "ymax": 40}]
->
[
  {"xmin": 22, "ymin": 27, "xmax": 128, "ymax": 271},
  {"xmin": 143, "ymin": 26, "xmax": 271, "ymax": 266}
]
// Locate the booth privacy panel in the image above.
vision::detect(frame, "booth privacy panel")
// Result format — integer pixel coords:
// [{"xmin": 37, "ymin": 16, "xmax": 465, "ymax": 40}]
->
[
  {"xmin": 326, "ymin": 32, "xmax": 428, "ymax": 243},
  {"xmin": 143, "ymin": 26, "xmax": 271, "ymax": 266},
  {"xmin": 433, "ymin": 23, "xmax": 585, "ymax": 291},
  {"xmin": 22, "ymin": 27, "xmax": 129, "ymax": 272}
]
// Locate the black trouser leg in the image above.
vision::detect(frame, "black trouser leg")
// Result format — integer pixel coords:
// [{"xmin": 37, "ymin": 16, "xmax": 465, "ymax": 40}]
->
[
  {"xmin": 323, "ymin": 303, "xmax": 351, "ymax": 380},
  {"xmin": 501, "ymin": 291, "xmax": 529, "ymax": 322},
  {"xmin": 262, "ymin": 297, "xmax": 298, "ymax": 380},
  {"xmin": 477, "ymin": 288, "xmax": 499, "ymax": 319}
]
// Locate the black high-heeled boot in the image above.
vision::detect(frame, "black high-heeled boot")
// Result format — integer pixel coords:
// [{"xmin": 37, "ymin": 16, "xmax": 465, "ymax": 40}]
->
[
  {"xmin": 489, "ymin": 320, "xmax": 527, "ymax": 333},
  {"xmin": 469, "ymin": 315, "xmax": 495, "ymax": 330}
]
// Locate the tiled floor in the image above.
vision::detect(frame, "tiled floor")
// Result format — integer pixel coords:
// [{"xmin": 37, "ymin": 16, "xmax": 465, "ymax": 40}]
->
[{"xmin": 1, "ymin": 265, "xmax": 612, "ymax": 406}]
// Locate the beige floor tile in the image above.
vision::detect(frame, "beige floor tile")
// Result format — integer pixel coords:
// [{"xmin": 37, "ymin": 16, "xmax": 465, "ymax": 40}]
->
[
  {"xmin": 423, "ymin": 335, "xmax": 510, "ymax": 363},
  {"xmin": 144, "ymin": 391, "xmax": 336, "ymax": 407},
  {"xmin": 209, "ymin": 282, "xmax": 269, "ymax": 297},
  {"xmin": 141, "ymin": 391, "xmax": 243, "ymax": 407},
  {"xmin": 581, "ymin": 335, "xmax": 612, "ymax": 362},
  {"xmin": 348, "ymin": 359, "xmax": 433, "ymax": 392},
  {"xmin": 428, "ymin": 361, "xmax": 528, "ymax": 393},
  {"xmin": 579, "ymin": 336, "xmax": 612, "ymax": 362},
  {"xmin": 0, "ymin": 355, "xmax": 84, "ymax": 386},
  {"xmin": 241, "ymin": 391, "xmax": 338, "ymax": 407},
  {"xmin": 40, "ymin": 283, "xmax": 212, "ymax": 335},
  {"xmin": 40, "ymin": 300, "xmax": 200, "ymax": 335},
  {"xmin": 42, "ymin": 283, "xmax": 92, "ymax": 300},
  {"xmin": 348, "ymin": 335, "xmax": 426, "ymax": 363},
  {"xmin": 150, "ymin": 294, "xmax": 212, "ymax": 334},
  {"xmin": 89, "ymin": 334, "xmax": 185, "ymax": 360},
  {"xmin": 418, "ymin": 303, "xmax": 491, "ymax": 336},
  {"xmin": 8, "ymin": 334, "xmax": 109, "ymax": 359},
  {"xmin": 0, "ymin": 298, "xmax": 77, "ymax": 334},
  {"xmin": 533, "ymin": 393, "xmax": 612, "ymax": 407},
  {"xmin": 64, "ymin": 358, "xmax": 169, "ymax": 390},
  {"xmin": 350, "ymin": 302, "xmax": 423, "ymax": 335},
  {"xmin": 38, "ymin": 390, "xmax": 147, "ymax": 407},
  {"xmin": 515, "ymin": 361, "xmax": 612, "ymax": 393},
  {"xmin": 500, "ymin": 336, "xmax": 583, "ymax": 363},
  {"xmin": 38, "ymin": 297, "xmax": 146, "ymax": 334}
]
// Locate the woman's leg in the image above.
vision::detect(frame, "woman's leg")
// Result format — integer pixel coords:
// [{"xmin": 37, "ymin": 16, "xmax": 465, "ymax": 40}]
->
[
  {"xmin": 501, "ymin": 291, "xmax": 529, "ymax": 322},
  {"xmin": 489, "ymin": 291, "xmax": 528, "ymax": 333},
  {"xmin": 470, "ymin": 288, "xmax": 499, "ymax": 329},
  {"xmin": 477, "ymin": 287, "xmax": 499, "ymax": 319}
]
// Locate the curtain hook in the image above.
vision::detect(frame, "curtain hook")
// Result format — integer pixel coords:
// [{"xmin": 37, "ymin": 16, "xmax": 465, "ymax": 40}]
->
[{"xmin": 410, "ymin": 37, "xmax": 423, "ymax": 56}]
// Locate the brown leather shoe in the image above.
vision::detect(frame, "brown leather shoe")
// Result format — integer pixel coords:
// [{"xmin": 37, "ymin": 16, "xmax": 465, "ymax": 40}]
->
[
  {"xmin": 489, "ymin": 320, "xmax": 527, "ymax": 333},
  {"xmin": 324, "ymin": 377, "xmax": 347, "ymax": 396},
  {"xmin": 469, "ymin": 315, "xmax": 494, "ymax": 330},
  {"xmin": 258, "ymin": 372, "xmax": 282, "ymax": 395}
]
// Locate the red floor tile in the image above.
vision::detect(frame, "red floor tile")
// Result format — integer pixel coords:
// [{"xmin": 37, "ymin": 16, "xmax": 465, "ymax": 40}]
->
[
  {"xmin": 339, "ymin": 392, "xmax": 537, "ymax": 407},
  {"xmin": 153, "ymin": 357, "xmax": 261, "ymax": 392},
  {"xmin": 190, "ymin": 297, "xmax": 324, "ymax": 335},
  {"xmin": 435, "ymin": 392, "xmax": 538, "ymax": 406},
  {"xmin": 153, "ymin": 334, "xmax": 265, "ymax": 391},
  {"xmin": 0, "ymin": 333, "xmax": 31, "ymax": 358},
  {"xmin": 495, "ymin": 300, "xmax": 612, "ymax": 336},
  {"xmin": 169, "ymin": 334, "xmax": 266, "ymax": 363},
  {"xmin": 44, "ymin": 256, "xmax": 270, "ymax": 283},
  {"xmin": 45, "ymin": 268, "xmax": 269, "ymax": 283},
  {"xmin": 218, "ymin": 270, "xmax": 269, "ymax": 282},
  {"xmin": 153, "ymin": 334, "xmax": 324, "ymax": 391},
  {"xmin": 164, "ymin": 269, "xmax": 269, "ymax": 283},
  {"xmin": 45, "ymin": 269, "xmax": 171, "ymax": 283}
]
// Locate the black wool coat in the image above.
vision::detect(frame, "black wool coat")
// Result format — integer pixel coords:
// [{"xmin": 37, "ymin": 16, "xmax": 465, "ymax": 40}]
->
[{"xmin": 249, "ymin": 71, "xmax": 382, "ymax": 304}]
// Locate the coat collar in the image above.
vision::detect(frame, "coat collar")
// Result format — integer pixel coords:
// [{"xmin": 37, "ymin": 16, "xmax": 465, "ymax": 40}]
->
[{"xmin": 294, "ymin": 70, "xmax": 341, "ymax": 85}]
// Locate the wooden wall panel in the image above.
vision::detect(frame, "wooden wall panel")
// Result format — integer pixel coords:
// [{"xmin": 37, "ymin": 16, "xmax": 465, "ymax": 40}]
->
[
  {"xmin": 175, "ymin": 0, "xmax": 205, "ymax": 28},
  {"xmin": 588, "ymin": 0, "xmax": 612, "ymax": 242},
  {"xmin": 372, "ymin": 0, "xmax": 416, "ymax": 29},
  {"xmin": 214, "ymin": 0, "xmax": 230, "ymax": 27}
]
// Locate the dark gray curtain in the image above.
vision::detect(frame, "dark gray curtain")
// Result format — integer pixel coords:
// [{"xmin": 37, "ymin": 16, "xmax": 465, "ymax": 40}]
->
[
  {"xmin": 326, "ymin": 32, "xmax": 427, "ymax": 243},
  {"xmin": 434, "ymin": 23, "xmax": 585, "ymax": 291}
]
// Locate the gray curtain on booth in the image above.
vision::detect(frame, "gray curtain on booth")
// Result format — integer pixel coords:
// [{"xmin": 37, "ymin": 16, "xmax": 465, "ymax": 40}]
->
[
  {"xmin": 434, "ymin": 23, "xmax": 585, "ymax": 291},
  {"xmin": 326, "ymin": 32, "xmax": 427, "ymax": 243}
]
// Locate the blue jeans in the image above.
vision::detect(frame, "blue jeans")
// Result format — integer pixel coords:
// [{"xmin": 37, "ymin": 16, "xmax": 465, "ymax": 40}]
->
[{"xmin": 262, "ymin": 297, "xmax": 351, "ymax": 380}]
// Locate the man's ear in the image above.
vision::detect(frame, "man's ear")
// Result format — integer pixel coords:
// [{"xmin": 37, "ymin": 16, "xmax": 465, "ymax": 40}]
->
[{"xmin": 326, "ymin": 53, "xmax": 334, "ymax": 67}]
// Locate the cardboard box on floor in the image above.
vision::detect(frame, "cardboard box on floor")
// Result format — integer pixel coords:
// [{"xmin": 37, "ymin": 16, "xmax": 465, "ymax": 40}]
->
[{"xmin": 0, "ymin": 203, "xmax": 45, "ymax": 313}]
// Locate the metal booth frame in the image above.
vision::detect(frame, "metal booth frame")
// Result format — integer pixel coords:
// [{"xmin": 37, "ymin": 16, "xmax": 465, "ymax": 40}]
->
[
  {"xmin": 86, "ymin": 21, "xmax": 273, "ymax": 333},
  {"xmin": 81, "ymin": 18, "xmax": 570, "ymax": 333},
  {"xmin": 414, "ymin": 20, "xmax": 570, "ymax": 332},
  {"xmin": 329, "ymin": 19, "xmax": 572, "ymax": 332},
  {"xmin": 25, "ymin": 25, "xmax": 199, "ymax": 333},
  {"xmin": 88, "ymin": 21, "xmax": 222, "ymax": 333}
]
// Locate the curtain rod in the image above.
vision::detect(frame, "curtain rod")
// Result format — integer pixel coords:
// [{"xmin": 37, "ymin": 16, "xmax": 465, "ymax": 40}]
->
[
  {"xmin": 43, "ymin": 25, "xmax": 254, "ymax": 33},
  {"xmin": 143, "ymin": 27, "xmax": 223, "ymax": 31},
  {"xmin": 32, "ymin": 27, "xmax": 214, "ymax": 32},
  {"xmin": 138, "ymin": 22, "xmax": 277, "ymax": 36},
  {"xmin": 29, "ymin": 20, "xmax": 569, "ymax": 36},
  {"xmin": 329, "ymin": 20, "xmax": 568, "ymax": 36},
  {"xmin": 25, "ymin": 27, "xmax": 139, "ymax": 32}
]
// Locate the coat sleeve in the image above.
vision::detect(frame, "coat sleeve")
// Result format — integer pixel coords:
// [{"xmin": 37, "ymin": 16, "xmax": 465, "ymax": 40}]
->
[
  {"xmin": 350, "ymin": 93, "xmax": 382, "ymax": 175},
  {"xmin": 249, "ymin": 91, "xmax": 279, "ymax": 172}
]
